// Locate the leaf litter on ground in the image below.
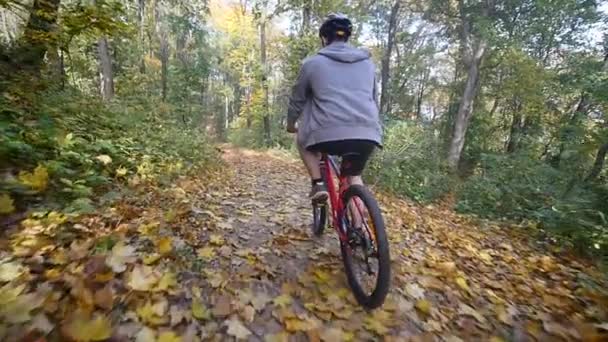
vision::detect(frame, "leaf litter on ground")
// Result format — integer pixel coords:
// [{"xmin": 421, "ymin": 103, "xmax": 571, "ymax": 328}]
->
[{"xmin": 0, "ymin": 147, "xmax": 606, "ymax": 341}]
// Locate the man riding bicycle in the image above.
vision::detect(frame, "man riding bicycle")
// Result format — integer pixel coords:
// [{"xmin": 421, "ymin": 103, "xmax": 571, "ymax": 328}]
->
[{"xmin": 286, "ymin": 13, "xmax": 382, "ymax": 202}]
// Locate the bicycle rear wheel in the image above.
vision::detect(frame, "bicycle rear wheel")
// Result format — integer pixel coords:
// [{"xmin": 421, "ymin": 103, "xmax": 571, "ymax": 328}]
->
[{"xmin": 340, "ymin": 184, "xmax": 390, "ymax": 309}]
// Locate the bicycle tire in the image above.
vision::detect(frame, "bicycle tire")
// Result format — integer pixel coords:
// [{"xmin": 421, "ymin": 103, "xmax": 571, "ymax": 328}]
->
[
  {"xmin": 340, "ymin": 184, "xmax": 391, "ymax": 309},
  {"xmin": 312, "ymin": 203, "xmax": 327, "ymax": 236}
]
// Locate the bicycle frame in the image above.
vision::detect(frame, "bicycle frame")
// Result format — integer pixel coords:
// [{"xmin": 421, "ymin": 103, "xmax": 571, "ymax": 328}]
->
[{"xmin": 321, "ymin": 154, "xmax": 349, "ymax": 242}]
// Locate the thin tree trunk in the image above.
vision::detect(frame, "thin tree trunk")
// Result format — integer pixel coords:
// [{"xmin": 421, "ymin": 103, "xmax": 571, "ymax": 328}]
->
[
  {"xmin": 98, "ymin": 37, "xmax": 114, "ymax": 101},
  {"xmin": 379, "ymin": 0, "xmax": 400, "ymax": 116},
  {"xmin": 415, "ymin": 66, "xmax": 430, "ymax": 120},
  {"xmin": 260, "ymin": 19, "xmax": 271, "ymax": 145},
  {"xmin": 138, "ymin": 0, "xmax": 146, "ymax": 73},
  {"xmin": 59, "ymin": 48, "xmax": 65, "ymax": 89},
  {"xmin": 506, "ymin": 109, "xmax": 525, "ymax": 153},
  {"xmin": 585, "ymin": 142, "xmax": 608, "ymax": 182},
  {"xmin": 489, "ymin": 98, "xmax": 500, "ymax": 117},
  {"xmin": 159, "ymin": 33, "xmax": 169, "ymax": 101},
  {"xmin": 446, "ymin": 39, "xmax": 486, "ymax": 169},
  {"xmin": 246, "ymin": 87, "xmax": 252, "ymax": 128},
  {"xmin": 301, "ymin": 0, "xmax": 311, "ymax": 35}
]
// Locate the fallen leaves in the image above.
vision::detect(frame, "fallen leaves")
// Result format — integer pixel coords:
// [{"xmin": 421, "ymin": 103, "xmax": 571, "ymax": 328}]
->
[
  {"xmin": 458, "ymin": 303, "xmax": 486, "ymax": 324},
  {"xmin": 415, "ymin": 299, "xmax": 432, "ymax": 315},
  {"xmin": 105, "ymin": 242, "xmax": 136, "ymax": 273},
  {"xmin": 0, "ymin": 260, "xmax": 25, "ymax": 282},
  {"xmin": 18, "ymin": 165, "xmax": 49, "ymax": 192},
  {"xmin": 226, "ymin": 317, "xmax": 251, "ymax": 340},
  {"xmin": 0, "ymin": 147, "xmax": 606, "ymax": 342},
  {"xmin": 156, "ymin": 237, "xmax": 173, "ymax": 255},
  {"xmin": 405, "ymin": 282, "xmax": 425, "ymax": 299},
  {"xmin": 273, "ymin": 294, "xmax": 292, "ymax": 308},
  {"xmin": 127, "ymin": 265, "xmax": 160, "ymax": 291},
  {"xmin": 94, "ymin": 285, "xmax": 114, "ymax": 310},
  {"xmin": 137, "ymin": 299, "xmax": 169, "ymax": 325},
  {"xmin": 192, "ymin": 298, "xmax": 210, "ymax": 320},
  {"xmin": 0, "ymin": 284, "xmax": 44, "ymax": 323},
  {"xmin": 0, "ymin": 193, "xmax": 15, "ymax": 214},
  {"xmin": 61, "ymin": 315, "xmax": 112, "ymax": 341},
  {"xmin": 251, "ymin": 292, "xmax": 272, "ymax": 311}
]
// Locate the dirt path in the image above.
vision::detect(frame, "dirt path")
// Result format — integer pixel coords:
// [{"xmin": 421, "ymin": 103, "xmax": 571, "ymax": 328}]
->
[{"xmin": 0, "ymin": 147, "xmax": 606, "ymax": 342}]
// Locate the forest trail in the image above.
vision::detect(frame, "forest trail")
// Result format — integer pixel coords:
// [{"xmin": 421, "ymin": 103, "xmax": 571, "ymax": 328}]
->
[{"xmin": 1, "ymin": 147, "xmax": 607, "ymax": 342}]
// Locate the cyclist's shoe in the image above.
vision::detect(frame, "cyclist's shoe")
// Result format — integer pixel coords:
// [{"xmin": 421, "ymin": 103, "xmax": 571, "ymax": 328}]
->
[{"xmin": 310, "ymin": 181, "xmax": 329, "ymax": 203}]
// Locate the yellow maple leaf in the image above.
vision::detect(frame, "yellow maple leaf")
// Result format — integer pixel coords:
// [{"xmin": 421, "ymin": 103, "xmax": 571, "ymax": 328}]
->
[
  {"xmin": 209, "ymin": 234, "xmax": 224, "ymax": 246},
  {"xmin": 115, "ymin": 167, "xmax": 128, "ymax": 177},
  {"xmin": 192, "ymin": 298, "xmax": 210, "ymax": 320},
  {"xmin": 363, "ymin": 314, "xmax": 389, "ymax": 335},
  {"xmin": 105, "ymin": 242, "xmax": 136, "ymax": 273},
  {"xmin": 138, "ymin": 222, "xmax": 160, "ymax": 236},
  {"xmin": 127, "ymin": 265, "xmax": 160, "ymax": 291},
  {"xmin": 284, "ymin": 316, "xmax": 319, "ymax": 332},
  {"xmin": 154, "ymin": 272, "xmax": 177, "ymax": 292},
  {"xmin": 0, "ymin": 193, "xmax": 15, "ymax": 214},
  {"xmin": 415, "ymin": 299, "xmax": 432, "ymax": 315},
  {"xmin": 61, "ymin": 315, "xmax": 112, "ymax": 341},
  {"xmin": 158, "ymin": 331, "xmax": 182, "ymax": 342},
  {"xmin": 478, "ymin": 250, "xmax": 493, "ymax": 263},
  {"xmin": 197, "ymin": 247, "xmax": 216, "ymax": 260},
  {"xmin": 143, "ymin": 253, "xmax": 162, "ymax": 265},
  {"xmin": 273, "ymin": 294, "xmax": 292, "ymax": 308},
  {"xmin": 455, "ymin": 277, "xmax": 470, "ymax": 292},
  {"xmin": 0, "ymin": 283, "xmax": 44, "ymax": 324},
  {"xmin": 157, "ymin": 237, "xmax": 172, "ymax": 255},
  {"xmin": 0, "ymin": 261, "xmax": 24, "ymax": 282},
  {"xmin": 19, "ymin": 165, "xmax": 48, "ymax": 192},
  {"xmin": 0, "ymin": 284, "xmax": 26, "ymax": 305},
  {"xmin": 137, "ymin": 300, "xmax": 168, "ymax": 326}
]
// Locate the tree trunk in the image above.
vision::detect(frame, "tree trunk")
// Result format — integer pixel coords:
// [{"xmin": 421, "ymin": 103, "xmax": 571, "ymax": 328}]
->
[
  {"xmin": 585, "ymin": 142, "xmax": 608, "ymax": 182},
  {"xmin": 379, "ymin": 0, "xmax": 400, "ymax": 116},
  {"xmin": 97, "ymin": 37, "xmax": 114, "ymax": 101},
  {"xmin": 159, "ymin": 33, "xmax": 169, "ymax": 101},
  {"xmin": 506, "ymin": 110, "xmax": 525, "ymax": 153},
  {"xmin": 246, "ymin": 87, "xmax": 252, "ymax": 128},
  {"xmin": 138, "ymin": 0, "xmax": 146, "ymax": 73},
  {"xmin": 260, "ymin": 19, "xmax": 271, "ymax": 145},
  {"xmin": 46, "ymin": 47, "xmax": 64, "ymax": 88},
  {"xmin": 301, "ymin": 0, "xmax": 311, "ymax": 35},
  {"xmin": 415, "ymin": 66, "xmax": 430, "ymax": 120},
  {"xmin": 14, "ymin": 0, "xmax": 61, "ymax": 70},
  {"xmin": 446, "ymin": 39, "xmax": 486, "ymax": 169}
]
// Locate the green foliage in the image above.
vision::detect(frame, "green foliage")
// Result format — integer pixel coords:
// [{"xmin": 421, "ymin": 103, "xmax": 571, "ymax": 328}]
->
[
  {"xmin": 0, "ymin": 90, "xmax": 218, "ymax": 214},
  {"xmin": 367, "ymin": 121, "xmax": 455, "ymax": 202},
  {"xmin": 456, "ymin": 153, "xmax": 607, "ymax": 260}
]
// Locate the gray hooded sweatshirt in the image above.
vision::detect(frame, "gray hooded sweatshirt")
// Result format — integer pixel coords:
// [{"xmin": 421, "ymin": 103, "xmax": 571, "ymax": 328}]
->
[{"xmin": 287, "ymin": 42, "xmax": 382, "ymax": 148}]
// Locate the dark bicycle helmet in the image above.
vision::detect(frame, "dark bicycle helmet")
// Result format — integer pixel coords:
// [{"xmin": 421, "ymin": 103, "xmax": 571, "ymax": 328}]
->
[{"xmin": 319, "ymin": 13, "xmax": 353, "ymax": 41}]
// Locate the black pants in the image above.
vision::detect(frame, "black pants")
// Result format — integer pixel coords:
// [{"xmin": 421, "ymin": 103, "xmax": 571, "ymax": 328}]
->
[{"xmin": 307, "ymin": 139, "xmax": 377, "ymax": 176}]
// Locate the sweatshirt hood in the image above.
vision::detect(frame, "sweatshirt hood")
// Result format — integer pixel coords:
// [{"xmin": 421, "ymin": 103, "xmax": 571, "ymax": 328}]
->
[{"xmin": 317, "ymin": 42, "xmax": 371, "ymax": 63}]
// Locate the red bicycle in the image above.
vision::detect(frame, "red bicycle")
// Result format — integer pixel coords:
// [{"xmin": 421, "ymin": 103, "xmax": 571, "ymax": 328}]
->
[{"xmin": 312, "ymin": 153, "xmax": 391, "ymax": 309}]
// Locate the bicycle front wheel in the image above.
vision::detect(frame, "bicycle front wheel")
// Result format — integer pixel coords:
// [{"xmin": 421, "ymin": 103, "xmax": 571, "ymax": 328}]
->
[{"xmin": 340, "ymin": 184, "xmax": 391, "ymax": 310}]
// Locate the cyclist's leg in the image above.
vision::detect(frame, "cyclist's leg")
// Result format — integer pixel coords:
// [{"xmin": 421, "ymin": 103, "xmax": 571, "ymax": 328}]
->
[
  {"xmin": 295, "ymin": 135, "xmax": 322, "ymax": 180},
  {"xmin": 296, "ymin": 136, "xmax": 329, "ymax": 201}
]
